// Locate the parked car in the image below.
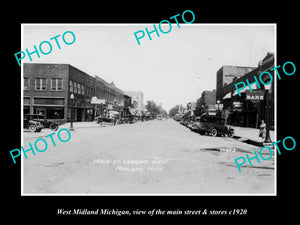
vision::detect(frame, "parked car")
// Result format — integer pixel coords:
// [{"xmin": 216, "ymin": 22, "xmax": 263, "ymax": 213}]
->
[
  {"xmin": 179, "ymin": 117, "xmax": 189, "ymax": 126},
  {"xmin": 186, "ymin": 116, "xmax": 198, "ymax": 130},
  {"xmin": 189, "ymin": 116, "xmax": 201, "ymax": 131},
  {"xmin": 23, "ymin": 115, "xmax": 42, "ymax": 132},
  {"xmin": 193, "ymin": 115, "xmax": 234, "ymax": 137},
  {"xmin": 25, "ymin": 114, "xmax": 59, "ymax": 131},
  {"xmin": 174, "ymin": 113, "xmax": 183, "ymax": 121}
]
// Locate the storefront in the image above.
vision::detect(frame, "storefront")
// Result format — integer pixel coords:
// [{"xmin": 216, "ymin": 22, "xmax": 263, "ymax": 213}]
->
[
  {"xmin": 24, "ymin": 96, "xmax": 65, "ymax": 121},
  {"xmin": 224, "ymin": 89, "xmax": 269, "ymax": 128}
]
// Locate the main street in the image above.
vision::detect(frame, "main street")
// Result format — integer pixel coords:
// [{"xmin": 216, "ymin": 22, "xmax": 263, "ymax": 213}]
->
[{"xmin": 23, "ymin": 119, "xmax": 275, "ymax": 194}]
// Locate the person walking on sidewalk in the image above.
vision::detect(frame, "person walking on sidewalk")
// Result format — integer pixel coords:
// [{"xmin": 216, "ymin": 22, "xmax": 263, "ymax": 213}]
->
[{"xmin": 259, "ymin": 120, "xmax": 266, "ymax": 142}]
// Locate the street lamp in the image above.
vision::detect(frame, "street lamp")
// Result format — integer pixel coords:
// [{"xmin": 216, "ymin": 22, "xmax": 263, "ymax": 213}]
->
[
  {"xmin": 69, "ymin": 93, "xmax": 75, "ymax": 131},
  {"xmin": 264, "ymin": 83, "xmax": 272, "ymax": 144},
  {"xmin": 215, "ymin": 100, "xmax": 223, "ymax": 117},
  {"xmin": 118, "ymin": 103, "xmax": 121, "ymax": 123}
]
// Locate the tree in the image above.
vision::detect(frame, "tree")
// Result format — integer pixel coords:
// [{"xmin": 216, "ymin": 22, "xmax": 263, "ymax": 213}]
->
[
  {"xmin": 169, "ymin": 105, "xmax": 178, "ymax": 117},
  {"xmin": 145, "ymin": 100, "xmax": 167, "ymax": 117}
]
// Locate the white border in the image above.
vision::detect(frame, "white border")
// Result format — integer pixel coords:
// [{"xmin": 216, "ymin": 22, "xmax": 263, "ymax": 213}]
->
[{"xmin": 21, "ymin": 23, "xmax": 277, "ymax": 196}]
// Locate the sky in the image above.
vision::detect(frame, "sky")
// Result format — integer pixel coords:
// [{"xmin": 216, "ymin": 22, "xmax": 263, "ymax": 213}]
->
[{"xmin": 22, "ymin": 24, "xmax": 275, "ymax": 111}]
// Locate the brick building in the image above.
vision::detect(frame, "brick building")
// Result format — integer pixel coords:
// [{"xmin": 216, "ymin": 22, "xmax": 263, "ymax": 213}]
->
[
  {"xmin": 195, "ymin": 90, "xmax": 216, "ymax": 116},
  {"xmin": 216, "ymin": 65, "xmax": 255, "ymax": 101},
  {"xmin": 23, "ymin": 63, "xmax": 127, "ymax": 123},
  {"xmin": 216, "ymin": 52, "xmax": 275, "ymax": 128},
  {"xmin": 124, "ymin": 91, "xmax": 144, "ymax": 115}
]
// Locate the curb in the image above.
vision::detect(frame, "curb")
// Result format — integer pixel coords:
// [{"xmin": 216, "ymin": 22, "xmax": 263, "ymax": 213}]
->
[
  {"xmin": 232, "ymin": 135, "xmax": 263, "ymax": 147},
  {"xmin": 232, "ymin": 136, "xmax": 275, "ymax": 149}
]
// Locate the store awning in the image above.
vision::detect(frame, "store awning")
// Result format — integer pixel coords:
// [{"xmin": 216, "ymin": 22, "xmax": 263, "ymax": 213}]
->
[
  {"xmin": 109, "ymin": 110, "xmax": 119, "ymax": 115},
  {"xmin": 232, "ymin": 83, "xmax": 258, "ymax": 96},
  {"xmin": 223, "ymin": 92, "xmax": 232, "ymax": 99}
]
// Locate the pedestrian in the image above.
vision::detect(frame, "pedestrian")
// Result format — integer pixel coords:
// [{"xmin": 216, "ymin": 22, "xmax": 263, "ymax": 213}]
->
[{"xmin": 259, "ymin": 120, "xmax": 266, "ymax": 142}]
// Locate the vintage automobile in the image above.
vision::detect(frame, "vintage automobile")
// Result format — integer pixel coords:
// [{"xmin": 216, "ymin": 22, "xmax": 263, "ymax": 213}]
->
[
  {"xmin": 174, "ymin": 113, "xmax": 183, "ymax": 121},
  {"xmin": 179, "ymin": 116, "xmax": 189, "ymax": 126},
  {"xmin": 186, "ymin": 116, "xmax": 199, "ymax": 130},
  {"xmin": 23, "ymin": 115, "xmax": 42, "ymax": 132},
  {"xmin": 25, "ymin": 114, "xmax": 59, "ymax": 131},
  {"xmin": 193, "ymin": 115, "xmax": 234, "ymax": 137},
  {"xmin": 190, "ymin": 116, "xmax": 201, "ymax": 131}
]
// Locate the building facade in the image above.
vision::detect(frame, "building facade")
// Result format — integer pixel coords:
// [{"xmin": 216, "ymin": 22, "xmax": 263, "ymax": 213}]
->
[
  {"xmin": 216, "ymin": 65, "xmax": 256, "ymax": 101},
  {"xmin": 186, "ymin": 102, "xmax": 197, "ymax": 116},
  {"xmin": 124, "ymin": 91, "xmax": 144, "ymax": 115},
  {"xmin": 216, "ymin": 52, "xmax": 275, "ymax": 128},
  {"xmin": 195, "ymin": 90, "xmax": 216, "ymax": 116},
  {"xmin": 23, "ymin": 63, "xmax": 126, "ymax": 123}
]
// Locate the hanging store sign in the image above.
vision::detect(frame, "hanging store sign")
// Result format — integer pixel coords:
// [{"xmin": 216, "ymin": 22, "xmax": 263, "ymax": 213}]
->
[
  {"xmin": 246, "ymin": 90, "xmax": 264, "ymax": 103},
  {"xmin": 232, "ymin": 101, "xmax": 242, "ymax": 110},
  {"xmin": 91, "ymin": 97, "xmax": 106, "ymax": 105}
]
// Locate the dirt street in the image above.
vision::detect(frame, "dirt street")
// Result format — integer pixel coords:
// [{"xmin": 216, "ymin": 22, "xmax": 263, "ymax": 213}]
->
[{"xmin": 22, "ymin": 119, "xmax": 275, "ymax": 195}]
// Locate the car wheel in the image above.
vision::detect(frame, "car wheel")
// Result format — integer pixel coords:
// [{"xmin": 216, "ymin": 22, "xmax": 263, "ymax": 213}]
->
[
  {"xmin": 50, "ymin": 123, "xmax": 58, "ymax": 131},
  {"xmin": 228, "ymin": 129, "xmax": 234, "ymax": 138},
  {"xmin": 28, "ymin": 125, "xmax": 37, "ymax": 133},
  {"xmin": 211, "ymin": 128, "xmax": 218, "ymax": 137}
]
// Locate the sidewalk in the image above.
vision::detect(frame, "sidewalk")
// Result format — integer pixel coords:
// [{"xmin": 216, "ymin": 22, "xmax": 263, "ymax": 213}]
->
[
  {"xmin": 23, "ymin": 121, "xmax": 112, "ymax": 140},
  {"xmin": 231, "ymin": 125, "xmax": 275, "ymax": 147},
  {"xmin": 59, "ymin": 121, "xmax": 108, "ymax": 129}
]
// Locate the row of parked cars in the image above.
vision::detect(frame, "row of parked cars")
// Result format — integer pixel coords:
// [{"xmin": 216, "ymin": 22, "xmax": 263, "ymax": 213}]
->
[
  {"xmin": 23, "ymin": 114, "xmax": 59, "ymax": 132},
  {"xmin": 178, "ymin": 114, "xmax": 235, "ymax": 137}
]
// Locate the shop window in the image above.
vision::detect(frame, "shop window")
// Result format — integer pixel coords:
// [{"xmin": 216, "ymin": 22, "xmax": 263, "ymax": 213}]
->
[
  {"xmin": 34, "ymin": 107, "xmax": 64, "ymax": 119},
  {"xmin": 23, "ymin": 107, "xmax": 30, "ymax": 115},
  {"xmin": 23, "ymin": 97, "xmax": 30, "ymax": 105},
  {"xmin": 46, "ymin": 108, "xmax": 64, "ymax": 119},
  {"xmin": 34, "ymin": 108, "xmax": 46, "ymax": 115}
]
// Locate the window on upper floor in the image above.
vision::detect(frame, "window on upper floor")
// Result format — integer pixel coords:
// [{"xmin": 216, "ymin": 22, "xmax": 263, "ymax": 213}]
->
[
  {"xmin": 35, "ymin": 78, "xmax": 47, "ymax": 91},
  {"xmin": 73, "ymin": 82, "xmax": 77, "ymax": 93},
  {"xmin": 81, "ymin": 84, "xmax": 84, "ymax": 95},
  {"xmin": 69, "ymin": 80, "xmax": 73, "ymax": 92},
  {"xmin": 78, "ymin": 83, "xmax": 81, "ymax": 94},
  {"xmin": 51, "ymin": 78, "xmax": 63, "ymax": 91},
  {"xmin": 24, "ymin": 78, "xmax": 29, "ymax": 90}
]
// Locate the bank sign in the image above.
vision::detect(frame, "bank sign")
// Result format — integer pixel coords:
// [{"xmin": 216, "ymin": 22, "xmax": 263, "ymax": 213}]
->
[{"xmin": 245, "ymin": 90, "xmax": 264, "ymax": 103}]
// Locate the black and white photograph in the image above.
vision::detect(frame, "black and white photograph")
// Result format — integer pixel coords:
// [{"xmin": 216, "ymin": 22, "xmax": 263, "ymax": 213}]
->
[
  {"xmin": 4, "ymin": 4, "xmax": 298, "ymax": 223},
  {"xmin": 21, "ymin": 24, "xmax": 276, "ymax": 195}
]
